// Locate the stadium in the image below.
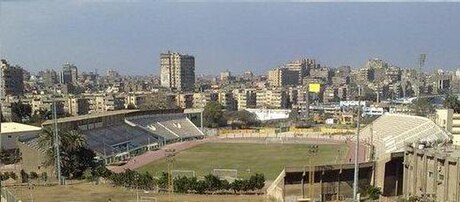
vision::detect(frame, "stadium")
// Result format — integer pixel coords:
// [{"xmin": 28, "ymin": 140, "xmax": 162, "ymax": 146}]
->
[{"xmin": 17, "ymin": 109, "xmax": 452, "ymax": 201}]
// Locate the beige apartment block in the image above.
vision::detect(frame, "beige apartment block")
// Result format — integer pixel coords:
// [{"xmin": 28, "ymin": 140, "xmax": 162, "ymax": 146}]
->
[{"xmin": 160, "ymin": 51, "xmax": 195, "ymax": 92}]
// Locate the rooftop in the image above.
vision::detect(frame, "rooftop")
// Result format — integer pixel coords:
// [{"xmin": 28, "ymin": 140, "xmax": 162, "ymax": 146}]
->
[
  {"xmin": 1, "ymin": 122, "xmax": 42, "ymax": 134},
  {"xmin": 42, "ymin": 109, "xmax": 139, "ymax": 126},
  {"xmin": 360, "ymin": 113, "xmax": 451, "ymax": 158}
]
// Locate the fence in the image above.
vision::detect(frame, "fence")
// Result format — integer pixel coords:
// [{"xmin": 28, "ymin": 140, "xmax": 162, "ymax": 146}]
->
[
  {"xmin": 1, "ymin": 187, "xmax": 18, "ymax": 202},
  {"xmin": 218, "ymin": 127, "xmax": 355, "ymax": 137}
]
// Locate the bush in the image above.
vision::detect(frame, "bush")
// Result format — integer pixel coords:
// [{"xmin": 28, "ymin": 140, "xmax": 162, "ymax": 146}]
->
[
  {"xmin": 20, "ymin": 170, "xmax": 29, "ymax": 183},
  {"xmin": 109, "ymin": 169, "xmax": 154, "ymax": 190},
  {"xmin": 108, "ymin": 171, "xmax": 266, "ymax": 195},
  {"xmin": 8, "ymin": 172, "xmax": 18, "ymax": 180},
  {"xmin": 41, "ymin": 172, "xmax": 48, "ymax": 181},
  {"xmin": 82, "ymin": 169, "xmax": 93, "ymax": 182},
  {"xmin": 0, "ymin": 173, "xmax": 7, "ymax": 181},
  {"xmin": 365, "ymin": 185, "xmax": 382, "ymax": 200},
  {"xmin": 30, "ymin": 172, "xmax": 39, "ymax": 180}
]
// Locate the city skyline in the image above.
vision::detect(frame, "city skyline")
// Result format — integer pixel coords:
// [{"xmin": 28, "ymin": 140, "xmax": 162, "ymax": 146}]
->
[{"xmin": 1, "ymin": 2, "xmax": 460, "ymax": 75}]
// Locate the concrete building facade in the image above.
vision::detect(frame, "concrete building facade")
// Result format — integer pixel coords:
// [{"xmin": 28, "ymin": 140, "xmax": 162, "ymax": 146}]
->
[
  {"xmin": 435, "ymin": 109, "xmax": 460, "ymax": 145},
  {"xmin": 1, "ymin": 59, "xmax": 24, "ymax": 96},
  {"xmin": 61, "ymin": 63, "xmax": 78, "ymax": 84},
  {"xmin": 268, "ymin": 67, "xmax": 299, "ymax": 87},
  {"xmin": 160, "ymin": 51, "xmax": 195, "ymax": 92},
  {"xmin": 404, "ymin": 145, "xmax": 460, "ymax": 202}
]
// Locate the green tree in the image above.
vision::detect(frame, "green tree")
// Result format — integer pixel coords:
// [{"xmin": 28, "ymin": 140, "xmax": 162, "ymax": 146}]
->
[
  {"xmin": 224, "ymin": 110, "xmax": 259, "ymax": 129},
  {"xmin": 443, "ymin": 94, "xmax": 460, "ymax": 113},
  {"xmin": 27, "ymin": 109, "xmax": 52, "ymax": 126},
  {"xmin": 61, "ymin": 130, "xmax": 87, "ymax": 151},
  {"xmin": 193, "ymin": 180, "xmax": 207, "ymax": 194},
  {"xmin": 203, "ymin": 101, "xmax": 226, "ymax": 128},
  {"xmin": 203, "ymin": 174, "xmax": 222, "ymax": 193},
  {"xmin": 40, "ymin": 172, "xmax": 48, "ymax": 181},
  {"xmin": 174, "ymin": 176, "xmax": 192, "ymax": 193},
  {"xmin": 231, "ymin": 179, "xmax": 243, "ymax": 193},
  {"xmin": 29, "ymin": 172, "xmax": 39, "ymax": 180},
  {"xmin": 38, "ymin": 128, "xmax": 96, "ymax": 179},
  {"xmin": 365, "ymin": 185, "xmax": 382, "ymax": 200},
  {"xmin": 220, "ymin": 179, "xmax": 231, "ymax": 191},
  {"xmin": 157, "ymin": 172, "xmax": 169, "ymax": 190},
  {"xmin": 11, "ymin": 101, "xmax": 32, "ymax": 122},
  {"xmin": 253, "ymin": 173, "xmax": 265, "ymax": 191},
  {"xmin": 411, "ymin": 98, "xmax": 434, "ymax": 116},
  {"xmin": 38, "ymin": 127, "xmax": 57, "ymax": 167}
]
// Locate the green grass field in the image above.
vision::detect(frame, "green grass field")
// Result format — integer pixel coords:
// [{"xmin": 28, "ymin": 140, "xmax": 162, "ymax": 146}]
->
[{"xmin": 138, "ymin": 142, "xmax": 348, "ymax": 180}]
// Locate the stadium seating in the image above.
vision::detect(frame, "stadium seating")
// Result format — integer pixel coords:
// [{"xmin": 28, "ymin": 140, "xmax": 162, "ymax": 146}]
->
[
  {"xmin": 84, "ymin": 124, "xmax": 160, "ymax": 156},
  {"xmin": 21, "ymin": 138, "xmax": 46, "ymax": 153},
  {"xmin": 360, "ymin": 114, "xmax": 451, "ymax": 159},
  {"xmin": 126, "ymin": 113, "xmax": 204, "ymax": 141}
]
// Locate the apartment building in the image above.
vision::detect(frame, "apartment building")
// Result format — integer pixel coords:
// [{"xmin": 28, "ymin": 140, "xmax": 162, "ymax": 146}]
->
[
  {"xmin": 1, "ymin": 59, "xmax": 24, "ymax": 96},
  {"xmin": 435, "ymin": 109, "xmax": 460, "ymax": 145},
  {"xmin": 61, "ymin": 63, "xmax": 78, "ymax": 84},
  {"xmin": 268, "ymin": 67, "xmax": 299, "ymax": 87},
  {"xmin": 256, "ymin": 88, "xmax": 288, "ymax": 109},
  {"xmin": 218, "ymin": 91, "xmax": 237, "ymax": 111},
  {"xmin": 160, "ymin": 51, "xmax": 195, "ymax": 92},
  {"xmin": 233, "ymin": 89, "xmax": 257, "ymax": 110}
]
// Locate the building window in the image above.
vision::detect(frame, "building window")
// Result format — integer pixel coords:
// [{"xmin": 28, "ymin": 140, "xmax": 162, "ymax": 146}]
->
[
  {"xmin": 7, "ymin": 135, "xmax": 12, "ymax": 138},
  {"xmin": 429, "ymin": 172, "xmax": 434, "ymax": 178},
  {"xmin": 439, "ymin": 174, "xmax": 444, "ymax": 180}
]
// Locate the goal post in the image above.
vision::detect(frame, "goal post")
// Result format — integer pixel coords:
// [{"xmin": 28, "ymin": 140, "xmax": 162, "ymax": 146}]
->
[
  {"xmin": 212, "ymin": 169, "xmax": 238, "ymax": 180},
  {"xmin": 171, "ymin": 170, "xmax": 196, "ymax": 178}
]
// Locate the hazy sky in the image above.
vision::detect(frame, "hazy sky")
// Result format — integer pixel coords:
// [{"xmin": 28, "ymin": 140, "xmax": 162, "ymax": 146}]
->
[{"xmin": 1, "ymin": 1, "xmax": 460, "ymax": 75}]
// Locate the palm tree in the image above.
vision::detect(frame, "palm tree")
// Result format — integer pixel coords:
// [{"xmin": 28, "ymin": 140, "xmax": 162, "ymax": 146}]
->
[
  {"xmin": 62, "ymin": 130, "xmax": 87, "ymax": 151},
  {"xmin": 38, "ymin": 127, "xmax": 57, "ymax": 167},
  {"xmin": 38, "ymin": 128, "xmax": 86, "ymax": 167},
  {"xmin": 444, "ymin": 94, "xmax": 460, "ymax": 112}
]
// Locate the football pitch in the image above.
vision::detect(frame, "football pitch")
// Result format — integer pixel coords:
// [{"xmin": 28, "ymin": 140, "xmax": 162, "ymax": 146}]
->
[{"xmin": 137, "ymin": 142, "xmax": 348, "ymax": 180}]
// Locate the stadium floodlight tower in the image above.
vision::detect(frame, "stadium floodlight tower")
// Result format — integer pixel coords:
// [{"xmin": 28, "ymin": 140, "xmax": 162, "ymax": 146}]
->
[
  {"xmin": 201, "ymin": 99, "xmax": 206, "ymax": 131},
  {"xmin": 0, "ymin": 0, "xmax": 3, "ymax": 195},
  {"xmin": 165, "ymin": 148, "xmax": 176, "ymax": 202},
  {"xmin": 52, "ymin": 87, "xmax": 63, "ymax": 185},
  {"xmin": 308, "ymin": 144, "xmax": 319, "ymax": 201},
  {"xmin": 353, "ymin": 85, "xmax": 362, "ymax": 201}
]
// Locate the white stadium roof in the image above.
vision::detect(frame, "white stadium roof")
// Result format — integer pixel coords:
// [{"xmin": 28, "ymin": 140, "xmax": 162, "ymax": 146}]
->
[
  {"xmin": 360, "ymin": 113, "xmax": 451, "ymax": 159},
  {"xmin": 1, "ymin": 122, "xmax": 42, "ymax": 134}
]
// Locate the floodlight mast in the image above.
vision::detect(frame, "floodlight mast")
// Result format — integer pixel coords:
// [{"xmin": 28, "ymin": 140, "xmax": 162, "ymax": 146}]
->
[
  {"xmin": 418, "ymin": 54, "xmax": 426, "ymax": 99},
  {"xmin": 52, "ymin": 88, "xmax": 62, "ymax": 185},
  {"xmin": 353, "ymin": 86, "xmax": 361, "ymax": 201}
]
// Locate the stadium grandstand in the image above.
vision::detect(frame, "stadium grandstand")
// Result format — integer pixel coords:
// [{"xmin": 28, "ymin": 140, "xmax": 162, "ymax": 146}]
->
[
  {"xmin": 126, "ymin": 113, "xmax": 204, "ymax": 143},
  {"xmin": 23, "ymin": 109, "xmax": 204, "ymax": 164},
  {"xmin": 84, "ymin": 124, "xmax": 161, "ymax": 163},
  {"xmin": 359, "ymin": 113, "xmax": 451, "ymax": 196},
  {"xmin": 360, "ymin": 113, "xmax": 451, "ymax": 160}
]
